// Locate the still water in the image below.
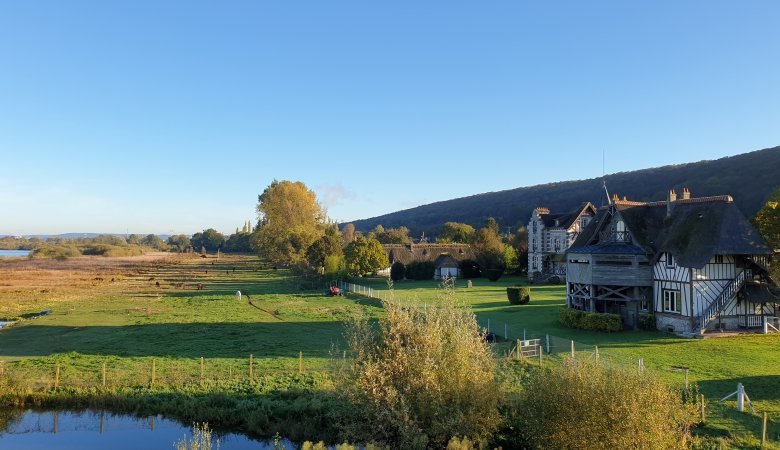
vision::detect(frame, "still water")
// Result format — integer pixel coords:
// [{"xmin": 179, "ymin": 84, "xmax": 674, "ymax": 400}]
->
[
  {"xmin": 0, "ymin": 410, "xmax": 288, "ymax": 449},
  {"xmin": 0, "ymin": 249, "xmax": 31, "ymax": 258}
]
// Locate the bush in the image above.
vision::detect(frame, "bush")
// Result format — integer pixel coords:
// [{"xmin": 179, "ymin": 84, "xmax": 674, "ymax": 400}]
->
[
  {"xmin": 390, "ymin": 262, "xmax": 405, "ymax": 281},
  {"xmin": 558, "ymin": 308, "xmax": 622, "ymax": 332},
  {"xmin": 324, "ymin": 255, "xmax": 347, "ymax": 279},
  {"xmin": 81, "ymin": 244, "xmax": 143, "ymax": 257},
  {"xmin": 506, "ymin": 287, "xmax": 531, "ymax": 305},
  {"xmin": 547, "ymin": 275, "xmax": 561, "ymax": 285},
  {"xmin": 482, "ymin": 268, "xmax": 503, "ymax": 282},
  {"xmin": 30, "ymin": 244, "xmax": 81, "ymax": 260},
  {"xmin": 638, "ymin": 313, "xmax": 657, "ymax": 331},
  {"xmin": 459, "ymin": 260, "xmax": 481, "ymax": 278},
  {"xmin": 406, "ymin": 261, "xmax": 435, "ymax": 280},
  {"xmin": 511, "ymin": 359, "xmax": 697, "ymax": 450},
  {"xmin": 343, "ymin": 280, "xmax": 500, "ymax": 448}
]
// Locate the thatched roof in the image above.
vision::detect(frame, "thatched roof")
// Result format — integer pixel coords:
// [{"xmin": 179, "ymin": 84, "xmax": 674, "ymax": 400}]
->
[
  {"xmin": 383, "ymin": 244, "xmax": 474, "ymax": 266},
  {"xmin": 570, "ymin": 193, "xmax": 772, "ymax": 269},
  {"xmin": 433, "ymin": 253, "xmax": 460, "ymax": 268}
]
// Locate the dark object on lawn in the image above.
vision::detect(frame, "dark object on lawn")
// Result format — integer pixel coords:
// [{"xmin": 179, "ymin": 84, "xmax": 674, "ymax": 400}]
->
[
  {"xmin": 484, "ymin": 332, "xmax": 496, "ymax": 343},
  {"xmin": 325, "ymin": 286, "xmax": 343, "ymax": 296}
]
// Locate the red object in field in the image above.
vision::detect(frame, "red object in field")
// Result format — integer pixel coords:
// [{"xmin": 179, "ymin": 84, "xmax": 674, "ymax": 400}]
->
[{"xmin": 329, "ymin": 286, "xmax": 341, "ymax": 296}]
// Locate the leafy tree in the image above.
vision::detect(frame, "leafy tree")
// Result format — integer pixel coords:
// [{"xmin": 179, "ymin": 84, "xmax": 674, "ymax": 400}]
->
[
  {"xmin": 191, "ymin": 229, "xmax": 226, "ymax": 252},
  {"xmin": 473, "ymin": 224, "xmax": 505, "ymax": 281},
  {"xmin": 167, "ymin": 234, "xmax": 192, "ymax": 253},
  {"xmin": 343, "ymin": 280, "xmax": 500, "ymax": 448},
  {"xmin": 509, "ymin": 226, "xmax": 529, "ymax": 275},
  {"xmin": 371, "ymin": 225, "xmax": 412, "ymax": 244},
  {"xmin": 306, "ymin": 230, "xmax": 344, "ymax": 268},
  {"xmin": 438, "ymin": 222, "xmax": 476, "ymax": 243},
  {"xmin": 752, "ymin": 186, "xmax": 780, "ymax": 250},
  {"xmin": 141, "ymin": 234, "xmax": 167, "ymax": 250},
  {"xmin": 324, "ymin": 254, "xmax": 347, "ymax": 278},
  {"xmin": 484, "ymin": 217, "xmax": 500, "ymax": 236},
  {"xmin": 344, "ymin": 237, "xmax": 389, "ymax": 276},
  {"xmin": 126, "ymin": 234, "xmax": 141, "ymax": 245},
  {"xmin": 341, "ymin": 223, "xmax": 357, "ymax": 244},
  {"xmin": 224, "ymin": 232, "xmax": 253, "ymax": 253},
  {"xmin": 252, "ymin": 180, "xmax": 326, "ymax": 265}
]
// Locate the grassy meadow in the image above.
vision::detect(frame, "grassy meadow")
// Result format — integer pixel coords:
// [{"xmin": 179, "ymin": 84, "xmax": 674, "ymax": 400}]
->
[{"xmin": 0, "ymin": 253, "xmax": 778, "ymax": 447}]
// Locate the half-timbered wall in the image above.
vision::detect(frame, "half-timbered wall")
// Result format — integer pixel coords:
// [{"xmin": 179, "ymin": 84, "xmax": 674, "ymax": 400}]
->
[{"xmin": 654, "ymin": 254, "xmax": 745, "ymax": 319}]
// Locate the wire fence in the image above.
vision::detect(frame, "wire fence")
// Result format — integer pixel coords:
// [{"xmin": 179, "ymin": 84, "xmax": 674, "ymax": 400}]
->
[{"xmin": 0, "ymin": 353, "xmax": 334, "ymax": 391}]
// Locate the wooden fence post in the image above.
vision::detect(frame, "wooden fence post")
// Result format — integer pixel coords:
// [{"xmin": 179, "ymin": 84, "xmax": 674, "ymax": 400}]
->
[
  {"xmin": 761, "ymin": 411, "xmax": 767, "ymax": 449},
  {"xmin": 200, "ymin": 357, "xmax": 205, "ymax": 383},
  {"xmin": 102, "ymin": 362, "xmax": 106, "ymax": 388},
  {"xmin": 55, "ymin": 363, "xmax": 60, "ymax": 389},
  {"xmin": 595, "ymin": 345, "xmax": 599, "ymax": 360},
  {"xmin": 299, "ymin": 351, "xmax": 303, "ymax": 374},
  {"xmin": 570, "ymin": 340, "xmax": 575, "ymax": 358},
  {"xmin": 151, "ymin": 359, "xmax": 156, "ymax": 387},
  {"xmin": 546, "ymin": 334, "xmax": 550, "ymax": 354},
  {"xmin": 249, "ymin": 354, "xmax": 254, "ymax": 379},
  {"xmin": 538, "ymin": 346, "xmax": 543, "ymax": 366},
  {"xmin": 516, "ymin": 339, "xmax": 521, "ymax": 361},
  {"xmin": 700, "ymin": 394, "xmax": 706, "ymax": 423}
]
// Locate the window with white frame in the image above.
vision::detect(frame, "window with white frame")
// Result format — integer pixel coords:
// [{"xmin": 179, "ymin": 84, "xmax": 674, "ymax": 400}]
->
[{"xmin": 663, "ymin": 289, "xmax": 682, "ymax": 313}]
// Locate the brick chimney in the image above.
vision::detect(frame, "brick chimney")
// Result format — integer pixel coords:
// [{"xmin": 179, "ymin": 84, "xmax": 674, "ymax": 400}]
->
[
  {"xmin": 681, "ymin": 187, "xmax": 691, "ymax": 200},
  {"xmin": 667, "ymin": 189, "xmax": 677, "ymax": 217}
]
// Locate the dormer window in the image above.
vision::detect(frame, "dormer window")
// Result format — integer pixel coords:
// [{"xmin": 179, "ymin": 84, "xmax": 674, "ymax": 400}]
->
[{"xmin": 666, "ymin": 253, "xmax": 675, "ymax": 268}]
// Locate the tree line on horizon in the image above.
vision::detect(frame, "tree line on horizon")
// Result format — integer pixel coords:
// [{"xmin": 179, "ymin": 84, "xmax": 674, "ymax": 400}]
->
[{"xmin": 4, "ymin": 178, "xmax": 777, "ymax": 268}]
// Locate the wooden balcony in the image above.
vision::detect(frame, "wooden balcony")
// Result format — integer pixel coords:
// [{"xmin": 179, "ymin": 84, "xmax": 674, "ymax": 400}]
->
[{"xmin": 599, "ymin": 229, "xmax": 632, "ymax": 243}]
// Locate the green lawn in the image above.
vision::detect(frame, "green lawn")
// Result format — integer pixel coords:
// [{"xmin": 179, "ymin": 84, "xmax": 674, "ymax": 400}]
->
[{"xmin": 1, "ymin": 256, "xmax": 778, "ymax": 447}]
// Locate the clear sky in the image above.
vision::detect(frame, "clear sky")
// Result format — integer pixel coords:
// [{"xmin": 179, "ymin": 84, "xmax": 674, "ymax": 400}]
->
[{"xmin": 1, "ymin": 1, "xmax": 778, "ymax": 236}]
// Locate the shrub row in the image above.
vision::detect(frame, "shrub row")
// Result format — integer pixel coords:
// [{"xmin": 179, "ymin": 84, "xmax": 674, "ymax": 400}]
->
[
  {"xmin": 506, "ymin": 287, "xmax": 531, "ymax": 305},
  {"xmin": 558, "ymin": 308, "xmax": 623, "ymax": 332}
]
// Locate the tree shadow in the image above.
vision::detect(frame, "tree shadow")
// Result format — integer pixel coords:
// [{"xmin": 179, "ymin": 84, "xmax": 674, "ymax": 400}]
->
[{"xmin": 0, "ymin": 322, "xmax": 348, "ymax": 359}]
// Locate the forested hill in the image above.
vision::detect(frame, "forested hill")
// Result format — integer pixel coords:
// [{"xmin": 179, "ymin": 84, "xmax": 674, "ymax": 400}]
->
[{"xmin": 351, "ymin": 145, "xmax": 780, "ymax": 236}]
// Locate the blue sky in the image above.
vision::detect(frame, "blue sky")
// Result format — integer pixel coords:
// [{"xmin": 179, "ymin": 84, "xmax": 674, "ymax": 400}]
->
[{"xmin": 1, "ymin": 1, "xmax": 778, "ymax": 236}]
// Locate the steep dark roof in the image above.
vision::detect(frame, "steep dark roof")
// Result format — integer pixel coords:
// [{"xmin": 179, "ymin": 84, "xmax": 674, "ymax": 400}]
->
[
  {"xmin": 539, "ymin": 202, "xmax": 596, "ymax": 229},
  {"xmin": 569, "ymin": 195, "xmax": 772, "ymax": 269},
  {"xmin": 571, "ymin": 242, "xmax": 647, "ymax": 255},
  {"xmin": 742, "ymin": 281, "xmax": 779, "ymax": 304},
  {"xmin": 384, "ymin": 244, "xmax": 474, "ymax": 265}
]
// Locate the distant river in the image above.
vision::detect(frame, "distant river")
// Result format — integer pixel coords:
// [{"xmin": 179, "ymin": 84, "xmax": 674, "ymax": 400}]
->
[{"xmin": 0, "ymin": 250, "xmax": 30, "ymax": 258}]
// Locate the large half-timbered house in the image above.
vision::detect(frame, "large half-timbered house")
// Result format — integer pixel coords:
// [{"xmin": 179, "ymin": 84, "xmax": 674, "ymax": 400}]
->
[
  {"xmin": 527, "ymin": 203, "xmax": 596, "ymax": 281},
  {"xmin": 566, "ymin": 189, "xmax": 776, "ymax": 334}
]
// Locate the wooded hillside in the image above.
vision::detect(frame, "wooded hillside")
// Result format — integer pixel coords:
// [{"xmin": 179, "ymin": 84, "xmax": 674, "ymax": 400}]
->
[{"xmin": 351, "ymin": 146, "xmax": 780, "ymax": 236}]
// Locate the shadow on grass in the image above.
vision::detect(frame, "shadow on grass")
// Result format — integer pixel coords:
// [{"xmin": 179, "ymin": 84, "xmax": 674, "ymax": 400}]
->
[
  {"xmin": 0, "ymin": 322, "xmax": 349, "ymax": 359},
  {"xmin": 698, "ymin": 376, "xmax": 780, "ymax": 402}
]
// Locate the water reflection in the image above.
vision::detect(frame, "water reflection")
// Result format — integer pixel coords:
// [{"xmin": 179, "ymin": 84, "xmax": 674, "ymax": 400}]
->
[{"xmin": 0, "ymin": 409, "xmax": 284, "ymax": 449}]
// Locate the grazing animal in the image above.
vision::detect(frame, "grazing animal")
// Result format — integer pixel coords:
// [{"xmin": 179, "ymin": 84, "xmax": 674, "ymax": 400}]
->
[
  {"xmin": 155, "ymin": 281, "xmax": 160, "ymax": 288},
  {"xmin": 196, "ymin": 283, "xmax": 204, "ymax": 290},
  {"xmin": 148, "ymin": 277, "xmax": 155, "ymax": 281}
]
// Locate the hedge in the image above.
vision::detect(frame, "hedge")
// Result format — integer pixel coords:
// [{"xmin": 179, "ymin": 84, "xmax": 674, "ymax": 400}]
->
[
  {"xmin": 506, "ymin": 287, "xmax": 531, "ymax": 305},
  {"xmin": 637, "ymin": 313, "xmax": 656, "ymax": 331},
  {"xmin": 406, "ymin": 261, "xmax": 435, "ymax": 280},
  {"xmin": 558, "ymin": 308, "xmax": 622, "ymax": 332}
]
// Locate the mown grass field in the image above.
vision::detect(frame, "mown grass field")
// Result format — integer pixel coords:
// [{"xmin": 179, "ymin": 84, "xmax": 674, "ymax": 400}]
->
[{"xmin": 1, "ymin": 253, "xmax": 778, "ymax": 448}]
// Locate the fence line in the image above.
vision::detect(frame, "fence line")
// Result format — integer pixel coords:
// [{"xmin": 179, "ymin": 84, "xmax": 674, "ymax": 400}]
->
[{"xmin": 0, "ymin": 353, "xmax": 334, "ymax": 391}]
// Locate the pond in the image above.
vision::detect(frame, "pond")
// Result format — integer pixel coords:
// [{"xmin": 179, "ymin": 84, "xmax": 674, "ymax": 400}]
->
[
  {"xmin": 0, "ymin": 409, "xmax": 290, "ymax": 449},
  {"xmin": 0, "ymin": 249, "xmax": 30, "ymax": 258}
]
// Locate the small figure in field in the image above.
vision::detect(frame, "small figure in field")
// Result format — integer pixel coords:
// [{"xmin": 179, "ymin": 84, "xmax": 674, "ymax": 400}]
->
[
  {"xmin": 236, "ymin": 290, "xmax": 242, "ymax": 301},
  {"xmin": 155, "ymin": 281, "xmax": 160, "ymax": 288},
  {"xmin": 148, "ymin": 277, "xmax": 155, "ymax": 281},
  {"xmin": 196, "ymin": 283, "xmax": 204, "ymax": 290},
  {"xmin": 467, "ymin": 280, "xmax": 473, "ymax": 288},
  {"xmin": 232, "ymin": 267, "xmax": 236, "ymax": 273}
]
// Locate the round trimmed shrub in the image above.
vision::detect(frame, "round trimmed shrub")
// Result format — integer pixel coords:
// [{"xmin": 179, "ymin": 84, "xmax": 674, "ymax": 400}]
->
[{"xmin": 506, "ymin": 286, "xmax": 531, "ymax": 305}]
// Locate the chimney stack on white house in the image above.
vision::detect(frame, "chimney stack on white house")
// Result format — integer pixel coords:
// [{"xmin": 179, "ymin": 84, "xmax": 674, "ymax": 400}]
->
[
  {"xmin": 667, "ymin": 189, "xmax": 677, "ymax": 217},
  {"xmin": 682, "ymin": 187, "xmax": 691, "ymax": 200}
]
